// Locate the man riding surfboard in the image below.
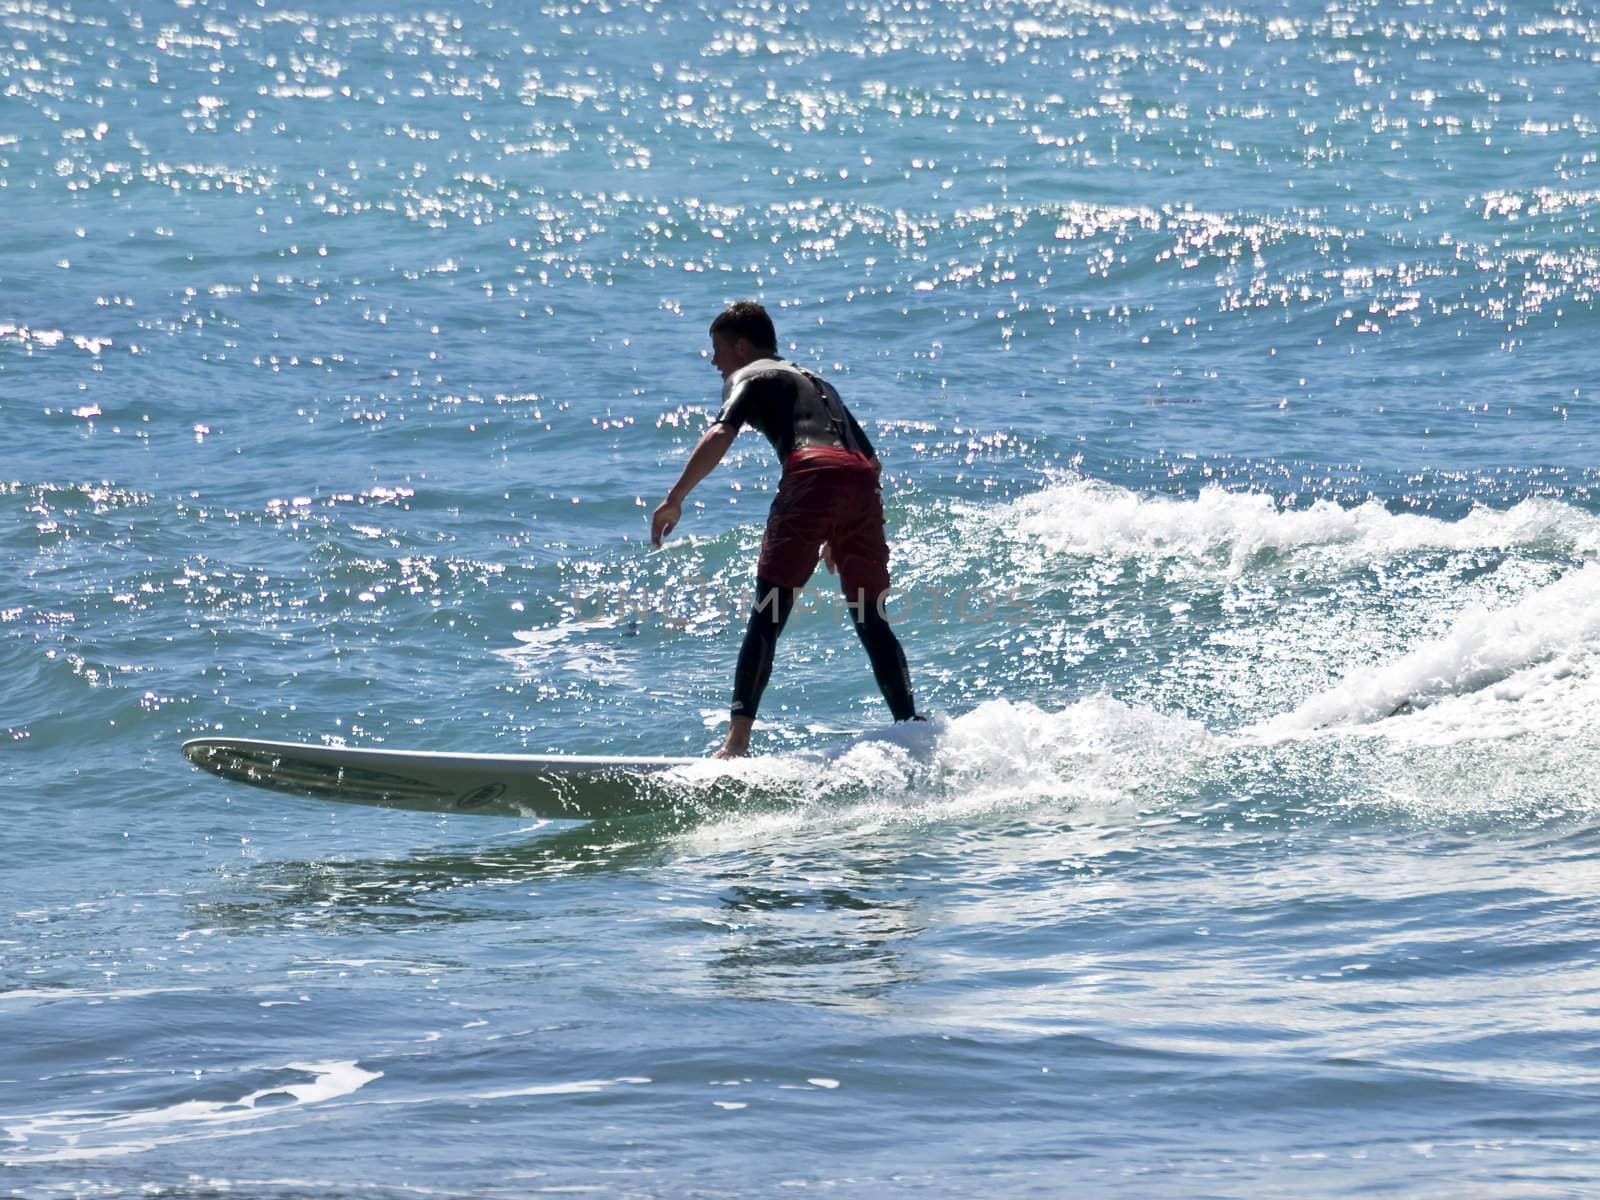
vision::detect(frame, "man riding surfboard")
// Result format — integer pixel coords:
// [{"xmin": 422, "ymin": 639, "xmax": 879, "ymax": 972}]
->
[{"xmin": 651, "ymin": 301, "xmax": 920, "ymax": 757}]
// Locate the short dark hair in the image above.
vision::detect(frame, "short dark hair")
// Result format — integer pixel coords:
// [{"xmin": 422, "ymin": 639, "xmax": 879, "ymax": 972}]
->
[{"xmin": 709, "ymin": 301, "xmax": 777, "ymax": 354}]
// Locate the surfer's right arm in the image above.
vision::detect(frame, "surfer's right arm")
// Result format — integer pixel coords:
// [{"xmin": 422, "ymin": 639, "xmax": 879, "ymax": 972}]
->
[{"xmin": 651, "ymin": 422, "xmax": 739, "ymax": 546}]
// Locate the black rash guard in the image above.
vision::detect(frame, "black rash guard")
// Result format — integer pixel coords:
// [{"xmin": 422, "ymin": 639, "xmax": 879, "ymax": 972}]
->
[{"xmin": 712, "ymin": 357, "xmax": 877, "ymax": 463}]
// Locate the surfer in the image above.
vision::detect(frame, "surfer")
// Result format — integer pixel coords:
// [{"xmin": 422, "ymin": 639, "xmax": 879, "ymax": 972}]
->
[{"xmin": 651, "ymin": 301, "xmax": 919, "ymax": 757}]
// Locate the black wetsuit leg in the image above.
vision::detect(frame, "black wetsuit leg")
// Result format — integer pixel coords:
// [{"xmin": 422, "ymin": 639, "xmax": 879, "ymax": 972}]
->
[
  {"xmin": 730, "ymin": 577, "xmax": 797, "ymax": 720},
  {"xmin": 850, "ymin": 604, "xmax": 917, "ymax": 721}
]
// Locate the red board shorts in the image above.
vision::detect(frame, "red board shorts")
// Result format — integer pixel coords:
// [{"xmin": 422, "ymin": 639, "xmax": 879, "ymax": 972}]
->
[{"xmin": 758, "ymin": 447, "xmax": 891, "ymax": 605}]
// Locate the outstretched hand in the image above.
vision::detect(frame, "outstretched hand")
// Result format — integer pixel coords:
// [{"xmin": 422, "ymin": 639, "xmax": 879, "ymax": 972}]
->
[{"xmin": 651, "ymin": 498, "xmax": 682, "ymax": 547}]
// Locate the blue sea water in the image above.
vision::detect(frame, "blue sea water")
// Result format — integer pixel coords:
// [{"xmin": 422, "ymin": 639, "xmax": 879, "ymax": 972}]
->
[{"xmin": 4, "ymin": 0, "xmax": 1600, "ymax": 1194}]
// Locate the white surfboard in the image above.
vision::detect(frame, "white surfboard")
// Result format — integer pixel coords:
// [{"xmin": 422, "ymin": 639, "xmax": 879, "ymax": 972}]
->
[{"xmin": 182, "ymin": 737, "xmax": 724, "ymax": 821}]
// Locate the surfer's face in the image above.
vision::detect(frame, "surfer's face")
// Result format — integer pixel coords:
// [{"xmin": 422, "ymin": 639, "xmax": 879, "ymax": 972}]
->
[{"xmin": 710, "ymin": 333, "xmax": 760, "ymax": 379}]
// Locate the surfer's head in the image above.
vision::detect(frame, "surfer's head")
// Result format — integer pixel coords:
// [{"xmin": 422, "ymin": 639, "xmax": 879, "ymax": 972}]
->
[{"xmin": 710, "ymin": 300, "xmax": 777, "ymax": 378}]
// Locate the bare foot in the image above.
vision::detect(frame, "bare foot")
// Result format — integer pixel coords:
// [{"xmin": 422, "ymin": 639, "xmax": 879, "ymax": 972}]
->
[{"xmin": 714, "ymin": 716, "xmax": 754, "ymax": 759}]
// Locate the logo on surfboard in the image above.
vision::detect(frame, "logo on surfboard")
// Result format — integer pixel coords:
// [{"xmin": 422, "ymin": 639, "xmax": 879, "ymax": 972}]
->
[{"xmin": 455, "ymin": 781, "xmax": 508, "ymax": 810}]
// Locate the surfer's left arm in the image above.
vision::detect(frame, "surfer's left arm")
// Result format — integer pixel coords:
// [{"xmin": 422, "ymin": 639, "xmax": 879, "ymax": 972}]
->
[{"xmin": 651, "ymin": 422, "xmax": 739, "ymax": 546}]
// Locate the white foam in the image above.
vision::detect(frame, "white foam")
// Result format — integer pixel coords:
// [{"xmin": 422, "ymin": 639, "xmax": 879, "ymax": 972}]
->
[
  {"xmin": 471, "ymin": 1076, "xmax": 651, "ymax": 1101},
  {"xmin": 1251, "ymin": 565, "xmax": 1600, "ymax": 740},
  {"xmin": 1370, "ymin": 654, "xmax": 1600, "ymax": 750},
  {"xmin": 994, "ymin": 478, "xmax": 1600, "ymax": 574},
  {"xmin": 1, "ymin": 1060, "xmax": 381, "ymax": 1163},
  {"xmin": 674, "ymin": 695, "xmax": 1209, "ymax": 845},
  {"xmin": 496, "ymin": 618, "xmax": 638, "ymax": 685},
  {"xmin": 0, "ymin": 985, "xmax": 210, "ymax": 1004}
]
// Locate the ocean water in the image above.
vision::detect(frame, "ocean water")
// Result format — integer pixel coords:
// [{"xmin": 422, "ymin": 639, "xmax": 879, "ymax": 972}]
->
[{"xmin": 3, "ymin": 0, "xmax": 1599, "ymax": 1193}]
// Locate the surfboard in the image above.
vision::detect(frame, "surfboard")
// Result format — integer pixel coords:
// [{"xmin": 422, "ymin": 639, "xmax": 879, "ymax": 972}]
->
[{"xmin": 181, "ymin": 737, "xmax": 721, "ymax": 821}]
